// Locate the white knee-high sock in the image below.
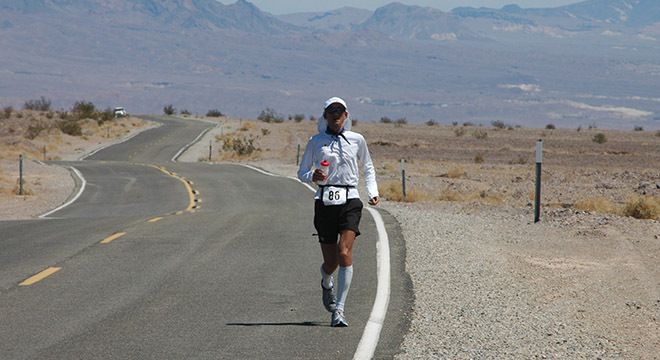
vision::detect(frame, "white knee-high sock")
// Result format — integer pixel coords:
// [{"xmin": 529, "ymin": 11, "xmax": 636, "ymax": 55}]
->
[
  {"xmin": 321, "ymin": 264, "xmax": 334, "ymax": 289},
  {"xmin": 336, "ymin": 265, "xmax": 353, "ymax": 312}
]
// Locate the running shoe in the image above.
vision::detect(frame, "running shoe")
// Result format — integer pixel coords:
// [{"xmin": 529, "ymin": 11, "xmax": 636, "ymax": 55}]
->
[
  {"xmin": 322, "ymin": 281, "xmax": 337, "ymax": 312},
  {"xmin": 331, "ymin": 309, "xmax": 348, "ymax": 327}
]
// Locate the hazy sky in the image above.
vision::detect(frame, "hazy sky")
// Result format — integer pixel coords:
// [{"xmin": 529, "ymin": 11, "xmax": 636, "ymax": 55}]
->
[{"xmin": 218, "ymin": 0, "xmax": 582, "ymax": 15}]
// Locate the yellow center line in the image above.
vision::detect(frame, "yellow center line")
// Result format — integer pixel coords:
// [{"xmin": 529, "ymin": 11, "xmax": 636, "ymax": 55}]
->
[
  {"xmin": 19, "ymin": 267, "xmax": 61, "ymax": 286},
  {"xmin": 101, "ymin": 232, "xmax": 126, "ymax": 244},
  {"xmin": 142, "ymin": 164, "xmax": 196, "ymax": 213},
  {"xmin": 148, "ymin": 217, "xmax": 164, "ymax": 223}
]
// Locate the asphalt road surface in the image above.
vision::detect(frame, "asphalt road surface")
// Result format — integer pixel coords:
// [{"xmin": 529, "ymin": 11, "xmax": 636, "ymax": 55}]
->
[{"xmin": 0, "ymin": 115, "xmax": 411, "ymax": 359}]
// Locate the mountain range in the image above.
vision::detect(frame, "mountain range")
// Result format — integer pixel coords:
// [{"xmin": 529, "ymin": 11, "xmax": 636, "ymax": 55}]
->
[{"xmin": 1, "ymin": 0, "xmax": 659, "ymax": 130}]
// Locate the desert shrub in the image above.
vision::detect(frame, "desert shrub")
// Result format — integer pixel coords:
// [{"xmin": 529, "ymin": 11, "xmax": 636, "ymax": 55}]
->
[
  {"xmin": 261, "ymin": 128, "xmax": 270, "ymax": 136},
  {"xmin": 463, "ymin": 122, "xmax": 474, "ymax": 127},
  {"xmin": 26, "ymin": 118, "xmax": 49, "ymax": 139},
  {"xmin": 293, "ymin": 114, "xmax": 305, "ymax": 123},
  {"xmin": 379, "ymin": 116, "xmax": 392, "ymax": 124},
  {"xmin": 575, "ymin": 197, "xmax": 617, "ymax": 214},
  {"xmin": 163, "ymin": 104, "xmax": 176, "ymax": 115},
  {"xmin": 257, "ymin": 107, "xmax": 284, "ymax": 123},
  {"xmin": 394, "ymin": 118, "xmax": 407, "ymax": 125},
  {"xmin": 577, "ymin": 125, "xmax": 582, "ymax": 132},
  {"xmin": 426, "ymin": 119, "xmax": 437, "ymax": 126},
  {"xmin": 13, "ymin": 178, "xmax": 34, "ymax": 195},
  {"xmin": 238, "ymin": 121, "xmax": 256, "ymax": 131},
  {"xmin": 473, "ymin": 129, "xmax": 488, "ymax": 140},
  {"xmin": 592, "ymin": 133, "xmax": 607, "ymax": 144},
  {"xmin": 474, "ymin": 153, "xmax": 484, "ymax": 164},
  {"xmin": 352, "ymin": 117, "xmax": 358, "ymax": 126},
  {"xmin": 23, "ymin": 96, "xmax": 51, "ymax": 111},
  {"xmin": 656, "ymin": 131, "xmax": 660, "ymax": 138},
  {"xmin": 622, "ymin": 196, "xmax": 660, "ymax": 220},
  {"xmin": 634, "ymin": 125, "xmax": 644, "ymax": 131},
  {"xmin": 309, "ymin": 115, "xmax": 316, "ymax": 121},
  {"xmin": 546, "ymin": 123, "xmax": 556, "ymax": 129},
  {"xmin": 206, "ymin": 109, "xmax": 224, "ymax": 117},
  {"xmin": 57, "ymin": 119, "xmax": 83, "ymax": 136},
  {"xmin": 98, "ymin": 107, "xmax": 114, "ymax": 124},
  {"xmin": 436, "ymin": 189, "xmax": 465, "ymax": 202},
  {"xmin": 71, "ymin": 100, "xmax": 97, "ymax": 120},
  {"xmin": 447, "ymin": 164, "xmax": 465, "ymax": 178},
  {"xmin": 220, "ymin": 134, "xmax": 261, "ymax": 157},
  {"xmin": 491, "ymin": 120, "xmax": 506, "ymax": 129},
  {"xmin": 2, "ymin": 106, "xmax": 13, "ymax": 119},
  {"xmin": 452, "ymin": 121, "xmax": 458, "ymax": 126},
  {"xmin": 180, "ymin": 109, "xmax": 191, "ymax": 115},
  {"xmin": 379, "ymin": 180, "xmax": 424, "ymax": 202},
  {"xmin": 454, "ymin": 127, "xmax": 466, "ymax": 137}
]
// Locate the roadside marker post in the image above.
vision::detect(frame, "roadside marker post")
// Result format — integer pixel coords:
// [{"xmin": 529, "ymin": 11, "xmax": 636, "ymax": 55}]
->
[
  {"xmin": 209, "ymin": 139, "xmax": 212, "ymax": 162},
  {"xmin": 534, "ymin": 139, "xmax": 542, "ymax": 223},
  {"xmin": 19, "ymin": 154, "xmax": 23, "ymax": 195},
  {"xmin": 296, "ymin": 136, "xmax": 301, "ymax": 166},
  {"xmin": 401, "ymin": 158, "xmax": 406, "ymax": 202}
]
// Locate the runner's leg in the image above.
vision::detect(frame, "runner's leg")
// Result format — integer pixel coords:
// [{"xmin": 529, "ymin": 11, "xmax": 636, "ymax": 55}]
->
[{"xmin": 336, "ymin": 230, "xmax": 355, "ymax": 311}]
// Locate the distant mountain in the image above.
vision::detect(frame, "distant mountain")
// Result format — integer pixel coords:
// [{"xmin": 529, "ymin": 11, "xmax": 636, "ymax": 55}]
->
[
  {"xmin": 529, "ymin": 0, "xmax": 660, "ymax": 27},
  {"xmin": 453, "ymin": 0, "xmax": 660, "ymax": 28},
  {"xmin": 1, "ymin": 0, "xmax": 659, "ymax": 130},
  {"xmin": 0, "ymin": 0, "xmax": 298, "ymax": 34},
  {"xmin": 277, "ymin": 7, "xmax": 372, "ymax": 31},
  {"xmin": 356, "ymin": 2, "xmax": 484, "ymax": 41}
]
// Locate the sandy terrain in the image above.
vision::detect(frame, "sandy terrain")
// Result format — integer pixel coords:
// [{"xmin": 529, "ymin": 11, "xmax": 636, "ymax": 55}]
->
[{"xmin": 3, "ymin": 114, "xmax": 660, "ymax": 357}]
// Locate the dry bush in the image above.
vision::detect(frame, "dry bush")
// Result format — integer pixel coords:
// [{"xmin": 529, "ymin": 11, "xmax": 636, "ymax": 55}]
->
[
  {"xmin": 436, "ymin": 189, "xmax": 465, "ymax": 202},
  {"xmin": 592, "ymin": 133, "xmax": 607, "ymax": 144},
  {"xmin": 473, "ymin": 129, "xmax": 488, "ymax": 140},
  {"xmin": 215, "ymin": 132, "xmax": 261, "ymax": 160},
  {"xmin": 575, "ymin": 197, "xmax": 618, "ymax": 214},
  {"xmin": 239, "ymin": 121, "xmax": 256, "ymax": 132},
  {"xmin": 379, "ymin": 180, "xmax": 425, "ymax": 202},
  {"xmin": 622, "ymin": 196, "xmax": 660, "ymax": 220},
  {"xmin": 446, "ymin": 164, "xmax": 465, "ymax": 178},
  {"xmin": 12, "ymin": 178, "xmax": 34, "ymax": 195}
]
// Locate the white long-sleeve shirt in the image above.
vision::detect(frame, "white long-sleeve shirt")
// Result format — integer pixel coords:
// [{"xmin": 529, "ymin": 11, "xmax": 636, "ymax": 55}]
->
[{"xmin": 297, "ymin": 130, "xmax": 379, "ymax": 201}]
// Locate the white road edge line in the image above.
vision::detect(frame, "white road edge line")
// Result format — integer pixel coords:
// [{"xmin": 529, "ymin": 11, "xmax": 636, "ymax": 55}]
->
[
  {"xmin": 171, "ymin": 126, "xmax": 214, "ymax": 162},
  {"xmin": 39, "ymin": 166, "xmax": 86, "ymax": 219},
  {"xmin": 353, "ymin": 206, "xmax": 390, "ymax": 360},
  {"xmin": 237, "ymin": 163, "xmax": 390, "ymax": 359}
]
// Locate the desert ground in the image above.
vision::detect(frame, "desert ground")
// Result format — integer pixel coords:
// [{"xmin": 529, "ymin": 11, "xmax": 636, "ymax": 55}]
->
[{"xmin": 3, "ymin": 112, "xmax": 660, "ymax": 358}]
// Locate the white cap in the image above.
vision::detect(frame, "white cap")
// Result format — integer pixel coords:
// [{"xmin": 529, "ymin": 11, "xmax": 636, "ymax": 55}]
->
[
  {"xmin": 323, "ymin": 97, "xmax": 347, "ymax": 110},
  {"xmin": 318, "ymin": 96, "xmax": 352, "ymax": 133}
]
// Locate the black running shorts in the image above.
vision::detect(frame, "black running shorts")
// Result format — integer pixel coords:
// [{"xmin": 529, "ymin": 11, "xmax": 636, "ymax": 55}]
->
[{"xmin": 314, "ymin": 198, "xmax": 363, "ymax": 244}]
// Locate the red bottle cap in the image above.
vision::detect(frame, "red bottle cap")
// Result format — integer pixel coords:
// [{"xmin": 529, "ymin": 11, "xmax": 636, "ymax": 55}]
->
[{"xmin": 321, "ymin": 160, "xmax": 330, "ymax": 166}]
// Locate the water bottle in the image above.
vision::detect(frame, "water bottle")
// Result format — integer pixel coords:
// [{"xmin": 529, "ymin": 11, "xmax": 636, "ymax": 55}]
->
[{"xmin": 316, "ymin": 160, "xmax": 330, "ymax": 185}]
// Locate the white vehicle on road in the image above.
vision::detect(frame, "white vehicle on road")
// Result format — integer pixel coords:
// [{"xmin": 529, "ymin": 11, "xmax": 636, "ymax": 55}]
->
[{"xmin": 114, "ymin": 107, "xmax": 126, "ymax": 117}]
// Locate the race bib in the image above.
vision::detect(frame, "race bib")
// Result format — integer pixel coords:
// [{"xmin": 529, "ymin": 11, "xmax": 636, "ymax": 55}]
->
[{"xmin": 322, "ymin": 186, "xmax": 347, "ymax": 206}]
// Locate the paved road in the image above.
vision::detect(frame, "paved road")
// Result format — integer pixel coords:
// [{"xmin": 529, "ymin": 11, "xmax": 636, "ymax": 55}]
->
[{"xmin": 0, "ymin": 116, "xmax": 411, "ymax": 359}]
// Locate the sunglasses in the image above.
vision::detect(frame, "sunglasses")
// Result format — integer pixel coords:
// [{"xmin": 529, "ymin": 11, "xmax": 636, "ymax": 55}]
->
[{"xmin": 325, "ymin": 107, "xmax": 346, "ymax": 114}]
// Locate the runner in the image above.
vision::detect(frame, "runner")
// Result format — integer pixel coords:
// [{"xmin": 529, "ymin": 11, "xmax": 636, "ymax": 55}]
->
[{"xmin": 297, "ymin": 97, "xmax": 380, "ymax": 327}]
